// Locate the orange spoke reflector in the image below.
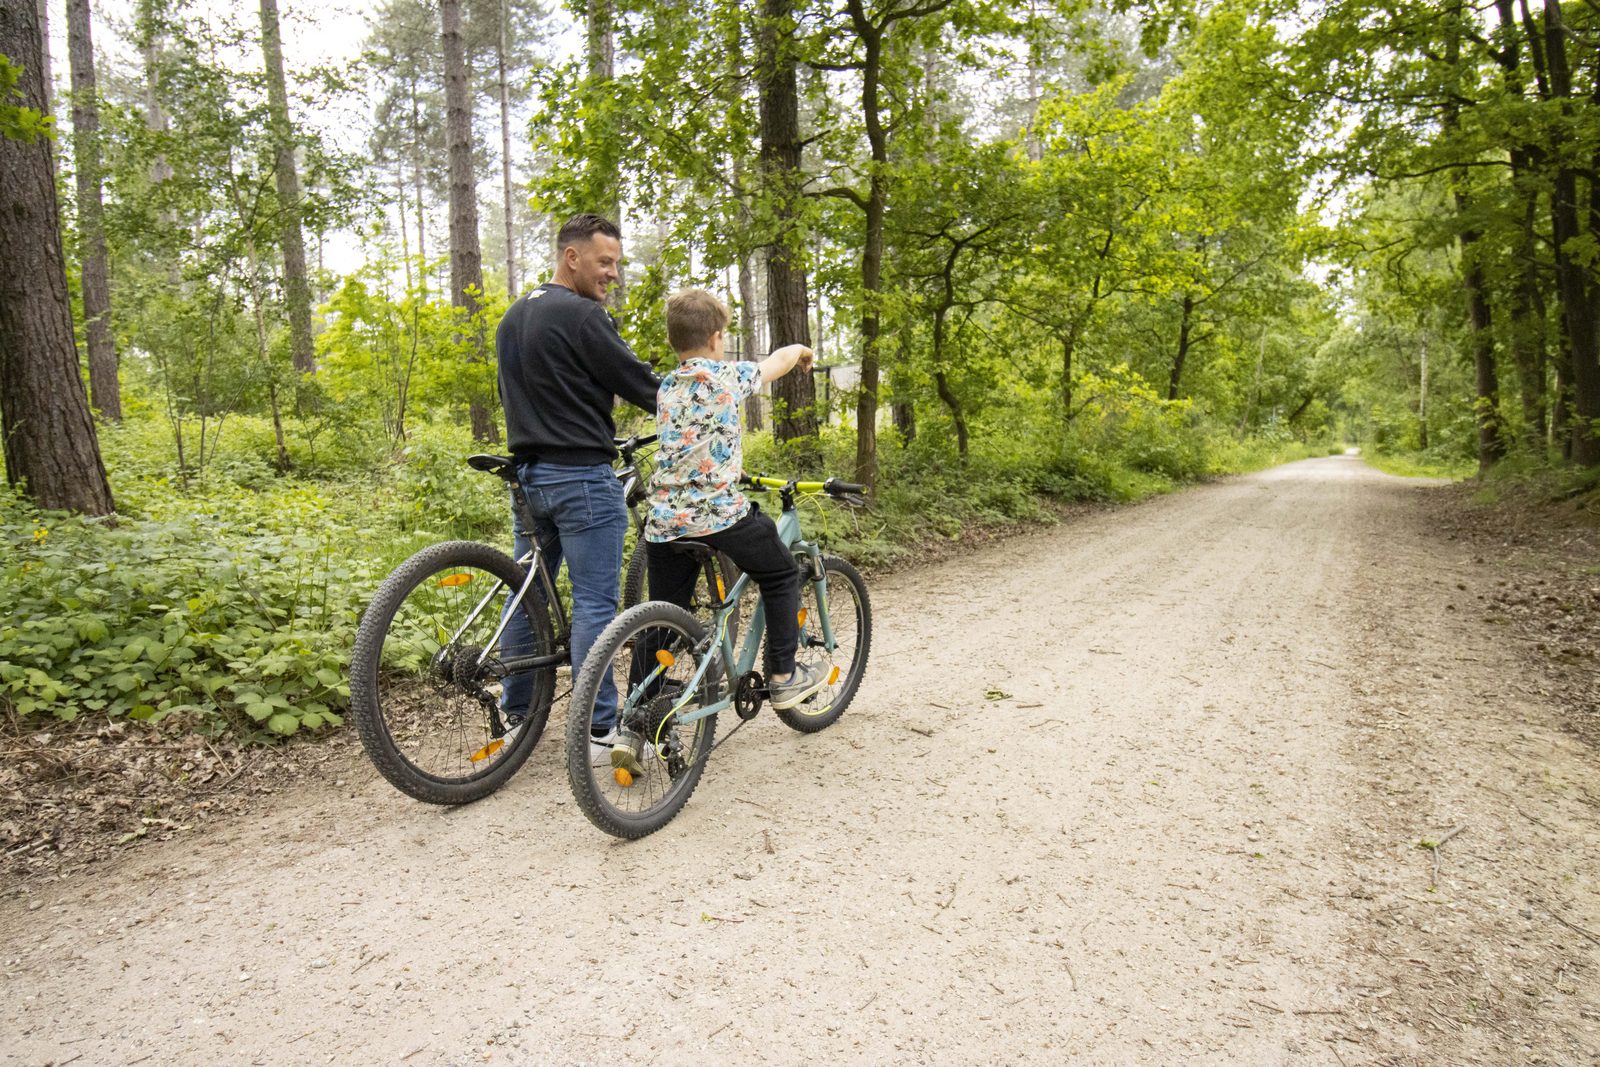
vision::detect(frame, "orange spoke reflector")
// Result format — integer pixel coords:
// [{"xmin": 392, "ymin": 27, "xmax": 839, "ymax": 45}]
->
[
  {"xmin": 827, "ymin": 665, "xmax": 840, "ymax": 685},
  {"xmin": 470, "ymin": 739, "xmax": 505, "ymax": 763},
  {"xmin": 655, "ymin": 650, "xmax": 675, "ymax": 667},
  {"xmin": 797, "ymin": 608, "xmax": 808, "ymax": 627},
  {"xmin": 613, "ymin": 767, "xmax": 634, "ymax": 787},
  {"xmin": 437, "ymin": 573, "xmax": 473, "ymax": 587},
  {"xmin": 716, "ymin": 576, "xmax": 726, "ymax": 600}
]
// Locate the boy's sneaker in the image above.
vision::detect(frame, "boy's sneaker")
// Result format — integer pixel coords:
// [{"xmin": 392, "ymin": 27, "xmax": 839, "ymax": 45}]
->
[
  {"xmin": 588, "ymin": 727, "xmax": 618, "ymax": 766},
  {"xmin": 769, "ymin": 661, "xmax": 828, "ymax": 710}
]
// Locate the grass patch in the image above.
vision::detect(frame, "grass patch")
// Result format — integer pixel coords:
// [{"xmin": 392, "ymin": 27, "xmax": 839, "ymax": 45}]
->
[{"xmin": 1362, "ymin": 450, "xmax": 1475, "ymax": 480}]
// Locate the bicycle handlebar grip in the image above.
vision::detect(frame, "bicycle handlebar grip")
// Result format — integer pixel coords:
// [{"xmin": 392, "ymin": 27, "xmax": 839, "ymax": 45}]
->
[{"xmin": 824, "ymin": 478, "xmax": 866, "ymax": 495}]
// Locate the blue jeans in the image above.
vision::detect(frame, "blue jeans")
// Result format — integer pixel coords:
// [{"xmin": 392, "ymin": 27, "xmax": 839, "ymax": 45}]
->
[{"xmin": 501, "ymin": 462, "xmax": 627, "ymax": 734}]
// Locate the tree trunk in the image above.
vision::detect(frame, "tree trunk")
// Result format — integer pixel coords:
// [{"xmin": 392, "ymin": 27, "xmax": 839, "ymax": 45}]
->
[
  {"xmin": 585, "ymin": 0, "xmax": 616, "ymax": 221},
  {"xmin": 409, "ymin": 74, "xmax": 427, "ymax": 294},
  {"xmin": 1554, "ymin": 326, "xmax": 1574, "ymax": 462},
  {"xmin": 0, "ymin": 1, "xmax": 115, "ymax": 516},
  {"xmin": 1509, "ymin": 186, "xmax": 1546, "ymax": 444},
  {"xmin": 585, "ymin": 0, "xmax": 625, "ymax": 304},
  {"xmin": 756, "ymin": 0, "xmax": 818, "ymax": 447},
  {"xmin": 497, "ymin": 0, "xmax": 517, "ymax": 300},
  {"xmin": 1169, "ymin": 293, "xmax": 1194, "ymax": 401},
  {"xmin": 1418, "ymin": 334, "xmax": 1430, "ymax": 451},
  {"xmin": 1061, "ymin": 330, "xmax": 1076, "ymax": 412},
  {"xmin": 441, "ymin": 0, "xmax": 493, "ymax": 442},
  {"xmin": 66, "ymin": 0, "xmax": 119, "ymax": 421},
  {"xmin": 37, "ymin": 0, "xmax": 51, "ymax": 115},
  {"xmin": 848, "ymin": 2, "xmax": 887, "ymax": 491},
  {"xmin": 258, "ymin": 0, "xmax": 315, "ymax": 375},
  {"xmin": 738, "ymin": 251, "xmax": 764, "ymax": 430},
  {"xmin": 138, "ymin": 0, "xmax": 173, "ymax": 189},
  {"xmin": 931, "ymin": 304, "xmax": 966, "ymax": 458},
  {"xmin": 1456, "ymin": 208, "xmax": 1506, "ymax": 471},
  {"xmin": 245, "ymin": 235, "xmax": 292, "ymax": 472},
  {"xmin": 1542, "ymin": 0, "xmax": 1600, "ymax": 466},
  {"xmin": 395, "ymin": 159, "xmax": 412, "ymax": 290}
]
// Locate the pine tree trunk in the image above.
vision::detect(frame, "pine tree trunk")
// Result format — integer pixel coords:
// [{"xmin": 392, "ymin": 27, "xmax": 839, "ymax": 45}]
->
[
  {"xmin": 409, "ymin": 74, "xmax": 427, "ymax": 292},
  {"xmin": 441, "ymin": 0, "xmax": 493, "ymax": 442},
  {"xmin": 757, "ymin": 0, "xmax": 818, "ymax": 448},
  {"xmin": 258, "ymin": 0, "xmax": 315, "ymax": 375},
  {"xmin": 585, "ymin": 0, "xmax": 624, "ymax": 303},
  {"xmin": 497, "ymin": 0, "xmax": 517, "ymax": 300},
  {"xmin": 0, "ymin": 1, "xmax": 115, "ymax": 516},
  {"xmin": 66, "ymin": 0, "xmax": 119, "ymax": 421},
  {"xmin": 37, "ymin": 0, "xmax": 51, "ymax": 115}
]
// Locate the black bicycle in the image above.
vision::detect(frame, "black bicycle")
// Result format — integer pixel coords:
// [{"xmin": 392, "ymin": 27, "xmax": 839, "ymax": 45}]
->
[{"xmin": 349, "ymin": 434, "xmax": 719, "ymax": 804}]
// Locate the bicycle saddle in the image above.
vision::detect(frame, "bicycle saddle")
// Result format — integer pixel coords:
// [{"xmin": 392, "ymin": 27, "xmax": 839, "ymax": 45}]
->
[{"xmin": 467, "ymin": 454, "xmax": 518, "ymax": 482}]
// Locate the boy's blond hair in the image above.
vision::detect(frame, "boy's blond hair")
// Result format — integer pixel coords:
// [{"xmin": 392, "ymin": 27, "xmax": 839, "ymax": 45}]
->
[{"xmin": 665, "ymin": 288, "xmax": 731, "ymax": 354}]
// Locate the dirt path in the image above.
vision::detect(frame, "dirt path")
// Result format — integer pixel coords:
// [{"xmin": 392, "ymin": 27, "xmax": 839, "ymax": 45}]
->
[{"xmin": 4, "ymin": 456, "xmax": 1598, "ymax": 1066}]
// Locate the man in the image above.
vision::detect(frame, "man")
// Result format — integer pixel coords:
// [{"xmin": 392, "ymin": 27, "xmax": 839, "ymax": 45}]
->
[{"xmin": 497, "ymin": 213, "xmax": 660, "ymax": 758}]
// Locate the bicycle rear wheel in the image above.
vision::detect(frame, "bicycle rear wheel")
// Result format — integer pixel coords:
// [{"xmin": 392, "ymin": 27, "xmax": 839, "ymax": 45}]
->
[
  {"xmin": 776, "ymin": 554, "xmax": 871, "ymax": 733},
  {"xmin": 350, "ymin": 540, "xmax": 556, "ymax": 804},
  {"xmin": 565, "ymin": 602, "xmax": 721, "ymax": 839}
]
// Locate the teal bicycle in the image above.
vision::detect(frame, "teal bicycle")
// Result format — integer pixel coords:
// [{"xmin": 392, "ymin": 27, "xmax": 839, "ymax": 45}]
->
[{"xmin": 564, "ymin": 475, "xmax": 873, "ymax": 838}]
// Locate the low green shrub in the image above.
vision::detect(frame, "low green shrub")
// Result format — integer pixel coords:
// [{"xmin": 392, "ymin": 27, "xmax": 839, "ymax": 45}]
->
[{"xmin": 0, "ymin": 487, "xmax": 386, "ymax": 736}]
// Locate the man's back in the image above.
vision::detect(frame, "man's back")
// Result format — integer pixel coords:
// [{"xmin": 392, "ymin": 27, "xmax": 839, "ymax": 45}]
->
[{"xmin": 497, "ymin": 282, "xmax": 659, "ymax": 466}]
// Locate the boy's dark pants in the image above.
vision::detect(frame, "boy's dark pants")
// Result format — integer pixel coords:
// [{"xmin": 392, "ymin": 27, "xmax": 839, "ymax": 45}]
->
[{"xmin": 646, "ymin": 505, "xmax": 801, "ymax": 677}]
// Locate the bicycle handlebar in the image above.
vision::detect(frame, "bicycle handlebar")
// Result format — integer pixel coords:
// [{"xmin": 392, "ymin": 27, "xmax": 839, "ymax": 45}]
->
[{"xmin": 741, "ymin": 473, "xmax": 868, "ymax": 504}]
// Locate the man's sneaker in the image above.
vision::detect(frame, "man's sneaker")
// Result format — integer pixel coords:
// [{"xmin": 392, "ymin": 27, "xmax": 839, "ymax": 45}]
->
[
  {"xmin": 769, "ymin": 661, "xmax": 828, "ymax": 710},
  {"xmin": 610, "ymin": 727, "xmax": 654, "ymax": 778},
  {"xmin": 588, "ymin": 727, "xmax": 618, "ymax": 766}
]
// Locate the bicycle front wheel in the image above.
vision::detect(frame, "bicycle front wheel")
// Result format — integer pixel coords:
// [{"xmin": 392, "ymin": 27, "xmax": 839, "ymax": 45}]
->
[
  {"xmin": 776, "ymin": 554, "xmax": 872, "ymax": 733},
  {"xmin": 350, "ymin": 540, "xmax": 556, "ymax": 804},
  {"xmin": 565, "ymin": 602, "xmax": 721, "ymax": 839}
]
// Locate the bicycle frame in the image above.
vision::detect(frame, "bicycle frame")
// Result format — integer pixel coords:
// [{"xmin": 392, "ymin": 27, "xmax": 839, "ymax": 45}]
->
[
  {"xmin": 624, "ymin": 495, "xmax": 838, "ymax": 726},
  {"xmin": 467, "ymin": 434, "xmax": 658, "ymax": 678}
]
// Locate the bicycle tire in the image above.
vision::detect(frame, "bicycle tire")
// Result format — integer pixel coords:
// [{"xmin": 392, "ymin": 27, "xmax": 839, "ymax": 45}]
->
[
  {"xmin": 565, "ymin": 601, "xmax": 720, "ymax": 839},
  {"xmin": 621, "ymin": 540, "xmax": 648, "ymax": 609},
  {"xmin": 350, "ymin": 540, "xmax": 556, "ymax": 804},
  {"xmin": 776, "ymin": 555, "xmax": 871, "ymax": 733}
]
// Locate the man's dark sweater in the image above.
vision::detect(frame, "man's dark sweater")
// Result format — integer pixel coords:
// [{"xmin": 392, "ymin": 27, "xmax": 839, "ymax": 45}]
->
[{"xmin": 497, "ymin": 283, "xmax": 661, "ymax": 466}]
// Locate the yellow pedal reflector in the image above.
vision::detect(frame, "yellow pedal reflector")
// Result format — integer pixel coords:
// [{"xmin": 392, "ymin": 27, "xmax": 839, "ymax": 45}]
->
[
  {"xmin": 613, "ymin": 767, "xmax": 634, "ymax": 787},
  {"xmin": 470, "ymin": 738, "xmax": 505, "ymax": 763},
  {"xmin": 655, "ymin": 650, "xmax": 675, "ymax": 667},
  {"xmin": 797, "ymin": 608, "xmax": 808, "ymax": 627},
  {"xmin": 827, "ymin": 665, "xmax": 840, "ymax": 685},
  {"xmin": 437, "ymin": 573, "xmax": 473, "ymax": 587}
]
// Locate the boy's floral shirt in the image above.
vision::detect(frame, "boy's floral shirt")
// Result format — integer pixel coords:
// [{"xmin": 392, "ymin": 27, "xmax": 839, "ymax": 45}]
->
[{"xmin": 645, "ymin": 357, "xmax": 762, "ymax": 543}]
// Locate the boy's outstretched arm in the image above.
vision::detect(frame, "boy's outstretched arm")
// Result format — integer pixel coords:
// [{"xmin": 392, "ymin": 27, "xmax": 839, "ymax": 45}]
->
[{"xmin": 758, "ymin": 343, "xmax": 814, "ymax": 384}]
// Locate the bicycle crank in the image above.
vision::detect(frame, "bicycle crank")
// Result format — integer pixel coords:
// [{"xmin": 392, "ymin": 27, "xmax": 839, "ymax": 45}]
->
[{"xmin": 734, "ymin": 671, "xmax": 764, "ymax": 721}]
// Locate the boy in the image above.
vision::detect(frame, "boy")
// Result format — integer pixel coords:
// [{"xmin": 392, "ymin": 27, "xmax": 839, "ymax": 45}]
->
[{"xmin": 628, "ymin": 289, "xmax": 823, "ymax": 758}]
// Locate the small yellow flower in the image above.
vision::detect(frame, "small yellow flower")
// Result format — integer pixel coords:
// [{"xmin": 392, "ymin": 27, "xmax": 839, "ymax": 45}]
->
[{"xmin": 32, "ymin": 527, "xmax": 48, "ymax": 542}]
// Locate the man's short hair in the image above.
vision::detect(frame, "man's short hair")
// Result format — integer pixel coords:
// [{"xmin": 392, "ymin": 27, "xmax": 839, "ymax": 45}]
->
[
  {"xmin": 556, "ymin": 213, "xmax": 622, "ymax": 251},
  {"xmin": 666, "ymin": 289, "xmax": 730, "ymax": 354}
]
